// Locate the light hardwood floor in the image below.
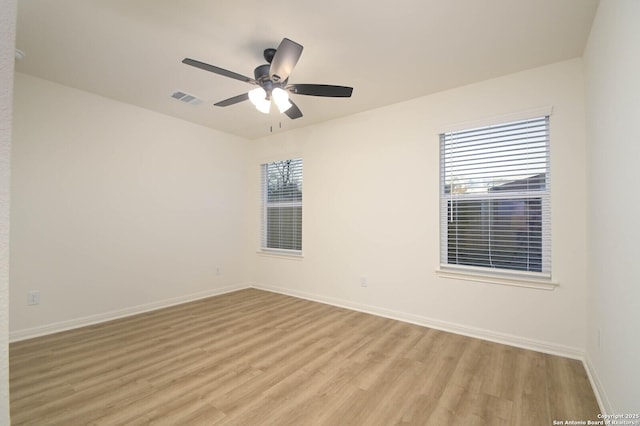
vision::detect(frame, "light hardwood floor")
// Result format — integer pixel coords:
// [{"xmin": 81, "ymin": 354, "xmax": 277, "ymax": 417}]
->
[{"xmin": 10, "ymin": 289, "xmax": 600, "ymax": 425}]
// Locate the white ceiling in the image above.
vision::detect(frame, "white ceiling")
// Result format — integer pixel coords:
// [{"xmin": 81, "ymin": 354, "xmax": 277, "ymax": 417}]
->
[{"xmin": 15, "ymin": 0, "xmax": 599, "ymax": 140}]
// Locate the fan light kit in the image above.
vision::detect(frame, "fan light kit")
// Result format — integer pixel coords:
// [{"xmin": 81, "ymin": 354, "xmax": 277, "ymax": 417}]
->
[
  {"xmin": 271, "ymin": 88, "xmax": 293, "ymax": 113},
  {"xmin": 247, "ymin": 87, "xmax": 292, "ymax": 114},
  {"xmin": 182, "ymin": 38, "xmax": 353, "ymax": 120}
]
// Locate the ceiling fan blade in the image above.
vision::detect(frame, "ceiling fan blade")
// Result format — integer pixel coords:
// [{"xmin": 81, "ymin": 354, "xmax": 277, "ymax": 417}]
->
[
  {"xmin": 269, "ymin": 38, "xmax": 303, "ymax": 83},
  {"xmin": 284, "ymin": 99, "xmax": 303, "ymax": 120},
  {"xmin": 214, "ymin": 93, "xmax": 249, "ymax": 107},
  {"xmin": 289, "ymin": 84, "xmax": 353, "ymax": 98},
  {"xmin": 182, "ymin": 58, "xmax": 255, "ymax": 84}
]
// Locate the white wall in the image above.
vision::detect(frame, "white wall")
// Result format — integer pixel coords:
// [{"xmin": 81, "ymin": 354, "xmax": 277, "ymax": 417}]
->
[
  {"xmin": 9, "ymin": 54, "xmax": 594, "ymax": 400},
  {"xmin": 10, "ymin": 6, "xmax": 637, "ymax": 412},
  {"xmin": 584, "ymin": 0, "xmax": 640, "ymax": 414},
  {"xmin": 0, "ymin": 0, "xmax": 16, "ymax": 421},
  {"xmin": 249, "ymin": 58, "xmax": 589, "ymax": 356},
  {"xmin": 8, "ymin": 3, "xmax": 639, "ymax": 415},
  {"xmin": 10, "ymin": 74, "xmax": 250, "ymax": 337}
]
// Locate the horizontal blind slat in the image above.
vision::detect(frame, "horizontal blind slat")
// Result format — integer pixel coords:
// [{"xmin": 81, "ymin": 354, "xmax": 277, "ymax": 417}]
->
[
  {"xmin": 261, "ymin": 158, "xmax": 303, "ymax": 252},
  {"xmin": 440, "ymin": 116, "xmax": 551, "ymax": 275}
]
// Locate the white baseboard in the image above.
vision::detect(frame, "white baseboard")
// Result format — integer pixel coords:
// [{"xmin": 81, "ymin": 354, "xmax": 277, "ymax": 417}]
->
[
  {"xmin": 9, "ymin": 282, "xmax": 249, "ymax": 342},
  {"xmin": 583, "ymin": 352, "xmax": 611, "ymax": 415},
  {"xmin": 250, "ymin": 282, "xmax": 584, "ymax": 360},
  {"xmin": 12, "ymin": 280, "xmax": 586, "ymax": 360},
  {"xmin": 254, "ymin": 283, "xmax": 611, "ymax": 414},
  {"xmin": 10, "ymin": 280, "xmax": 586, "ymax": 361},
  {"xmin": 12, "ymin": 280, "xmax": 606, "ymax": 411}
]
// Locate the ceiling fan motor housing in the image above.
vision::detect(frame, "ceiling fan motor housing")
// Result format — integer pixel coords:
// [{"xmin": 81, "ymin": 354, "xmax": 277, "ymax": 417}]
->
[
  {"xmin": 254, "ymin": 64, "xmax": 271, "ymax": 82},
  {"xmin": 254, "ymin": 64, "xmax": 280, "ymax": 96}
]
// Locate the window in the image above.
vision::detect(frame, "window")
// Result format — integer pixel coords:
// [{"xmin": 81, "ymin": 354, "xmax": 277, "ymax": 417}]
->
[
  {"xmin": 261, "ymin": 158, "xmax": 303, "ymax": 254},
  {"xmin": 440, "ymin": 115, "xmax": 550, "ymax": 278}
]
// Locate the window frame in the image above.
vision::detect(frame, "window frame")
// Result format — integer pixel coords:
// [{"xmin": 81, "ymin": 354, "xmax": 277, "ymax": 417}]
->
[
  {"xmin": 259, "ymin": 158, "xmax": 303, "ymax": 257},
  {"xmin": 437, "ymin": 109, "xmax": 555, "ymax": 289}
]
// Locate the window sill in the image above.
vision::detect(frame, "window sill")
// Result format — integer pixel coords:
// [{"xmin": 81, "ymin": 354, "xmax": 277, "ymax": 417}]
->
[
  {"xmin": 256, "ymin": 250, "xmax": 304, "ymax": 260},
  {"xmin": 435, "ymin": 268, "xmax": 558, "ymax": 290}
]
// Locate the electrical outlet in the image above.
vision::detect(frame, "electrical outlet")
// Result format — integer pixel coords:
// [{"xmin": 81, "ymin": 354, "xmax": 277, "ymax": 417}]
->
[
  {"xmin": 360, "ymin": 277, "xmax": 368, "ymax": 287},
  {"xmin": 28, "ymin": 290, "xmax": 40, "ymax": 306},
  {"xmin": 216, "ymin": 267, "xmax": 221, "ymax": 276}
]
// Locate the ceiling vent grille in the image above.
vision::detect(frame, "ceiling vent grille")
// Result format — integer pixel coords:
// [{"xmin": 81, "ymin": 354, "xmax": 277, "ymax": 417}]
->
[{"xmin": 171, "ymin": 91, "xmax": 203, "ymax": 105}]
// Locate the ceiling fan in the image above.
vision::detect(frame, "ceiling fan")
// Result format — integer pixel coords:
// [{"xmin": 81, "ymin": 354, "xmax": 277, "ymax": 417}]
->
[{"xmin": 182, "ymin": 38, "xmax": 353, "ymax": 120}]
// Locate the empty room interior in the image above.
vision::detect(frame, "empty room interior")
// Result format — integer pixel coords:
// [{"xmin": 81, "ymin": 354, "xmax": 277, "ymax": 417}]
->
[{"xmin": 1, "ymin": 0, "xmax": 639, "ymax": 424}]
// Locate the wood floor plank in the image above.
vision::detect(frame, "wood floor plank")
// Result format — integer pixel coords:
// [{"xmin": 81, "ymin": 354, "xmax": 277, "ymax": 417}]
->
[
  {"xmin": 545, "ymin": 355, "xmax": 601, "ymax": 421},
  {"xmin": 510, "ymin": 348, "xmax": 552, "ymax": 425},
  {"xmin": 10, "ymin": 288, "xmax": 602, "ymax": 425}
]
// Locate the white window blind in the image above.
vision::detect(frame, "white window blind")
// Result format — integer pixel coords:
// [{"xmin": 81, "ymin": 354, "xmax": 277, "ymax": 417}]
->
[
  {"xmin": 261, "ymin": 158, "xmax": 303, "ymax": 254},
  {"xmin": 440, "ymin": 116, "xmax": 551, "ymax": 277}
]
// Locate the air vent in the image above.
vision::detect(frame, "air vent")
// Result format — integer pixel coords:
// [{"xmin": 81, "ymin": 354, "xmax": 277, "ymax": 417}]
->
[{"xmin": 171, "ymin": 91, "xmax": 203, "ymax": 105}]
